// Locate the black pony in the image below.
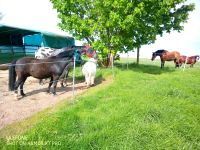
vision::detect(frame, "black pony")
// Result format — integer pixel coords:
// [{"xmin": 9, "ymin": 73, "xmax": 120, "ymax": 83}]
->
[{"xmin": 9, "ymin": 50, "xmax": 82, "ymax": 97}]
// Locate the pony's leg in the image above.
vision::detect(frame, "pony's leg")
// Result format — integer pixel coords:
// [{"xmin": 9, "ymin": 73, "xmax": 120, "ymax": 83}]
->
[
  {"xmin": 14, "ymin": 76, "xmax": 24, "ymax": 97},
  {"xmin": 174, "ymin": 59, "xmax": 180, "ymax": 68},
  {"xmin": 19, "ymin": 77, "xmax": 27, "ymax": 96},
  {"xmin": 88, "ymin": 74, "xmax": 93, "ymax": 87},
  {"xmin": 85, "ymin": 74, "xmax": 90, "ymax": 87},
  {"xmin": 47, "ymin": 77, "xmax": 53, "ymax": 93},
  {"xmin": 178, "ymin": 62, "xmax": 181, "ymax": 68},
  {"xmin": 87, "ymin": 77, "xmax": 90, "ymax": 87},
  {"xmin": 59, "ymin": 73, "xmax": 64, "ymax": 88},
  {"xmin": 60, "ymin": 79, "xmax": 64, "ymax": 88},
  {"xmin": 14, "ymin": 80, "xmax": 20, "ymax": 96},
  {"xmin": 84, "ymin": 75, "xmax": 87, "ymax": 84},
  {"xmin": 178, "ymin": 60, "xmax": 181, "ymax": 68},
  {"xmin": 60, "ymin": 70, "xmax": 69, "ymax": 88},
  {"xmin": 52, "ymin": 77, "xmax": 59, "ymax": 95},
  {"xmin": 174, "ymin": 60, "xmax": 177, "ymax": 68},
  {"xmin": 175, "ymin": 62, "xmax": 178, "ymax": 68},
  {"xmin": 91, "ymin": 75, "xmax": 95, "ymax": 86},
  {"xmin": 161, "ymin": 61, "xmax": 164, "ymax": 69},
  {"xmin": 39, "ymin": 79, "xmax": 43, "ymax": 85}
]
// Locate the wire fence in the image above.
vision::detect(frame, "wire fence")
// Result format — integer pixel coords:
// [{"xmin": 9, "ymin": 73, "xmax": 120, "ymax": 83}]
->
[{"xmin": 0, "ymin": 55, "xmax": 200, "ymax": 101}]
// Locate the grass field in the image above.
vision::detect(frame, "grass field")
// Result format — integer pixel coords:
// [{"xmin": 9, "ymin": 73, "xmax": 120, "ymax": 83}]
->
[{"xmin": 0, "ymin": 58, "xmax": 200, "ymax": 149}]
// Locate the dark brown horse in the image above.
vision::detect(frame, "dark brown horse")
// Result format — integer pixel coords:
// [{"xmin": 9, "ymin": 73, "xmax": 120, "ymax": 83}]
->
[
  {"xmin": 178, "ymin": 55, "xmax": 199, "ymax": 67},
  {"xmin": 9, "ymin": 50, "xmax": 82, "ymax": 98},
  {"xmin": 151, "ymin": 49, "xmax": 181, "ymax": 68}
]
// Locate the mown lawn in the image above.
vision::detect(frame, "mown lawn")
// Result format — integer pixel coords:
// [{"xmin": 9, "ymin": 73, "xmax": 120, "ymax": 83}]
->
[{"xmin": 0, "ymin": 59, "xmax": 200, "ymax": 149}]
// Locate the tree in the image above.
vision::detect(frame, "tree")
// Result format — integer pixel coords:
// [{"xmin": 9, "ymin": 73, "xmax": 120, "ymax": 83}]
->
[{"xmin": 51, "ymin": 0, "xmax": 195, "ymax": 66}]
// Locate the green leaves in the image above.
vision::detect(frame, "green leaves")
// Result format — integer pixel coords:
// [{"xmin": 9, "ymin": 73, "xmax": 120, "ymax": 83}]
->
[{"xmin": 50, "ymin": 0, "xmax": 195, "ymax": 55}]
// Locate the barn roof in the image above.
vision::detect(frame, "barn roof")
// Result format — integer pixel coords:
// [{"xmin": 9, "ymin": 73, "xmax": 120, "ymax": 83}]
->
[
  {"xmin": 0, "ymin": 24, "xmax": 75, "ymax": 47},
  {"xmin": 0, "ymin": 24, "xmax": 73, "ymax": 37},
  {"xmin": 0, "ymin": 24, "xmax": 40, "ymax": 36}
]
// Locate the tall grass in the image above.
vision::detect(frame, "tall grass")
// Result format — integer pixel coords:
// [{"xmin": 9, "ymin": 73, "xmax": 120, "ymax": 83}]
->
[{"xmin": 0, "ymin": 59, "xmax": 200, "ymax": 149}]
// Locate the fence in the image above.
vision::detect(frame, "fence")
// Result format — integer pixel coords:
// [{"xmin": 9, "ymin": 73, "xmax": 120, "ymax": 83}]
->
[{"xmin": 1, "ymin": 55, "xmax": 199, "ymax": 98}]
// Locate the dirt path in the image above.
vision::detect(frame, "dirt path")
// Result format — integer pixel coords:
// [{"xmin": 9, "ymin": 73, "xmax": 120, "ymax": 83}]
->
[{"xmin": 0, "ymin": 70, "xmax": 91, "ymax": 129}]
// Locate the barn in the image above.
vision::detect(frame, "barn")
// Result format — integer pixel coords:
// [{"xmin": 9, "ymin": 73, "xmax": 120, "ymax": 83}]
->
[{"xmin": 0, "ymin": 24, "xmax": 75, "ymax": 64}]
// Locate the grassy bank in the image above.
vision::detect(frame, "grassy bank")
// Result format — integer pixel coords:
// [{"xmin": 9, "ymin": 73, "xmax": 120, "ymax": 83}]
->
[{"xmin": 0, "ymin": 59, "xmax": 200, "ymax": 149}]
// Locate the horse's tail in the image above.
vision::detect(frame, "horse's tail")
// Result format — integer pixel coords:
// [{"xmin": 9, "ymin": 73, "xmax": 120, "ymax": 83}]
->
[{"xmin": 9, "ymin": 60, "xmax": 17, "ymax": 91}]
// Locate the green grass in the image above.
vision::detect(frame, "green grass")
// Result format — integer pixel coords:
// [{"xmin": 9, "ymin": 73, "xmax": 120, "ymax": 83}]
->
[{"xmin": 0, "ymin": 59, "xmax": 200, "ymax": 149}]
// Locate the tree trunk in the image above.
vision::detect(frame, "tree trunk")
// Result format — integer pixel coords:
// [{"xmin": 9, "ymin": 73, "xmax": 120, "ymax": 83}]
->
[
  {"xmin": 105, "ymin": 53, "xmax": 113, "ymax": 67},
  {"xmin": 136, "ymin": 47, "xmax": 140, "ymax": 65}
]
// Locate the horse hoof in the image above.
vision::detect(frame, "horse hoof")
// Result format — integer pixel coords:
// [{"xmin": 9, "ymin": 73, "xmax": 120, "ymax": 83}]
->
[
  {"xmin": 15, "ymin": 97, "xmax": 19, "ymax": 100},
  {"xmin": 14, "ymin": 93, "xmax": 18, "ymax": 97},
  {"xmin": 21, "ymin": 94, "xmax": 26, "ymax": 97},
  {"xmin": 61, "ymin": 85, "xmax": 65, "ymax": 88},
  {"xmin": 14, "ymin": 94, "xmax": 19, "ymax": 100}
]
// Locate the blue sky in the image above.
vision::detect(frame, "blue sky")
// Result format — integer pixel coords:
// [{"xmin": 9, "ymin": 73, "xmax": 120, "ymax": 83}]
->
[{"xmin": 0, "ymin": 0, "xmax": 199, "ymax": 57}]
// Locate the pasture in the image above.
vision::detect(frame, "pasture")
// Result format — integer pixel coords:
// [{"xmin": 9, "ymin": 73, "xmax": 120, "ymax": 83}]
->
[{"xmin": 0, "ymin": 58, "xmax": 200, "ymax": 149}]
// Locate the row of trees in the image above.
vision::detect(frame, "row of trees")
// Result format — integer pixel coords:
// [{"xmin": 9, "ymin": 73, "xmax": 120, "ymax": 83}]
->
[{"xmin": 50, "ymin": 0, "xmax": 195, "ymax": 66}]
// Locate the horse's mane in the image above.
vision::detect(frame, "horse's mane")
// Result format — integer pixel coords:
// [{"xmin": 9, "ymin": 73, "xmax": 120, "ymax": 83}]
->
[
  {"xmin": 49, "ymin": 50, "xmax": 74, "ymax": 59},
  {"xmin": 189, "ymin": 55, "xmax": 200, "ymax": 60},
  {"xmin": 62, "ymin": 46, "xmax": 86, "ymax": 53},
  {"xmin": 47, "ymin": 56, "xmax": 71, "ymax": 60},
  {"xmin": 70, "ymin": 45, "xmax": 86, "ymax": 49},
  {"xmin": 155, "ymin": 49, "xmax": 168, "ymax": 54}
]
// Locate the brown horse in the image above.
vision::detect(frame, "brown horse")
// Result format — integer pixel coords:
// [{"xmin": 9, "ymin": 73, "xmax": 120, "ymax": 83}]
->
[
  {"xmin": 151, "ymin": 49, "xmax": 180, "ymax": 68},
  {"xmin": 179, "ymin": 55, "xmax": 199, "ymax": 67}
]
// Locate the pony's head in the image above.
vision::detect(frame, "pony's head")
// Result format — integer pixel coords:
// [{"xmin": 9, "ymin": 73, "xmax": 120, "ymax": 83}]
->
[
  {"xmin": 151, "ymin": 52, "xmax": 157, "ymax": 61},
  {"xmin": 86, "ymin": 47, "xmax": 97, "ymax": 59},
  {"xmin": 80, "ymin": 44, "xmax": 98, "ymax": 59},
  {"xmin": 151, "ymin": 50, "xmax": 167, "ymax": 61}
]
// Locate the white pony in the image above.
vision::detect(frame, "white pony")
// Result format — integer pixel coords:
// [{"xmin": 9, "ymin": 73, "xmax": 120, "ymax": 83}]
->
[{"xmin": 82, "ymin": 58, "xmax": 97, "ymax": 87}]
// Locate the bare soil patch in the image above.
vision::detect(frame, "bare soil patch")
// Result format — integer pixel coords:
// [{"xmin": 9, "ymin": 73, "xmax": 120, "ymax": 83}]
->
[{"xmin": 0, "ymin": 70, "xmax": 91, "ymax": 129}]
